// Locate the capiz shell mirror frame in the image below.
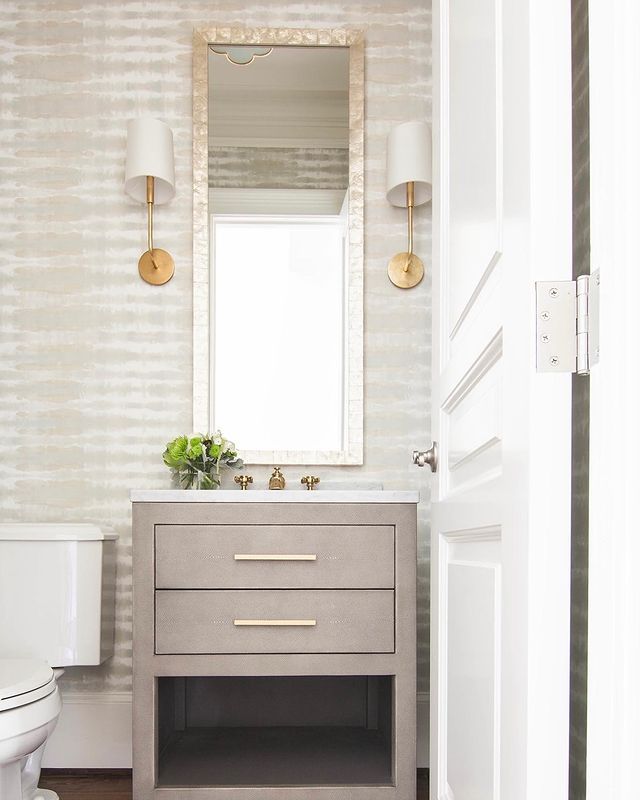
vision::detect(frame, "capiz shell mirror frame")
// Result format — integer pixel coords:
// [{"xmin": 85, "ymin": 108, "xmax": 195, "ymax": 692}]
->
[{"xmin": 192, "ymin": 27, "xmax": 364, "ymax": 465}]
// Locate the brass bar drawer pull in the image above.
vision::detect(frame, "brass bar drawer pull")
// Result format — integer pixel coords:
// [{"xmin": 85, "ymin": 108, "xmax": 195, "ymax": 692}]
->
[
  {"xmin": 233, "ymin": 619, "xmax": 317, "ymax": 627},
  {"xmin": 233, "ymin": 554, "xmax": 317, "ymax": 561}
]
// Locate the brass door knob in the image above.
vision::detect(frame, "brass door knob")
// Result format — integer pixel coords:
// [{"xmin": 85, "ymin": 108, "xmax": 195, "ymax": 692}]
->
[
  {"xmin": 234, "ymin": 475, "xmax": 253, "ymax": 490},
  {"xmin": 301, "ymin": 476, "xmax": 320, "ymax": 491}
]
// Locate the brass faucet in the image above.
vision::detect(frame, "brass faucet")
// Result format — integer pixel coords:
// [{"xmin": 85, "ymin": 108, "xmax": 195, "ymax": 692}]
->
[
  {"xmin": 234, "ymin": 475, "xmax": 253, "ymax": 490},
  {"xmin": 301, "ymin": 475, "xmax": 320, "ymax": 491},
  {"xmin": 269, "ymin": 467, "xmax": 286, "ymax": 490}
]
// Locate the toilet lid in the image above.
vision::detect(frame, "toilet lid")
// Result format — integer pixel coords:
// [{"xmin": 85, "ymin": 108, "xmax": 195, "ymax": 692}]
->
[{"xmin": 0, "ymin": 659, "xmax": 56, "ymax": 712}]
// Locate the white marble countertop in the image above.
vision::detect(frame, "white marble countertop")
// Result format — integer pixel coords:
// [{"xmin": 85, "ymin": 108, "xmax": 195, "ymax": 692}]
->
[{"xmin": 130, "ymin": 489, "xmax": 420, "ymax": 504}]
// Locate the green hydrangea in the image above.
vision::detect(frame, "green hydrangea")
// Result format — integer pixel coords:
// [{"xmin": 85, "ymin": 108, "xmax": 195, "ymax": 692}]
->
[
  {"xmin": 162, "ymin": 435, "xmax": 189, "ymax": 469},
  {"xmin": 186, "ymin": 436, "xmax": 203, "ymax": 459},
  {"xmin": 162, "ymin": 431, "xmax": 243, "ymax": 490}
]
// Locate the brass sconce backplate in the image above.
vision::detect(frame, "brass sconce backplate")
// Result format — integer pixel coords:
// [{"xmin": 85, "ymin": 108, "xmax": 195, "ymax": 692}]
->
[
  {"xmin": 388, "ymin": 252, "xmax": 424, "ymax": 289},
  {"xmin": 138, "ymin": 248, "xmax": 175, "ymax": 286}
]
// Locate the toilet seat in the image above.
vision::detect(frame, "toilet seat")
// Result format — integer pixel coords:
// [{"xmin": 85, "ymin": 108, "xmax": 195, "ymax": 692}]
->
[{"xmin": 0, "ymin": 660, "xmax": 56, "ymax": 713}]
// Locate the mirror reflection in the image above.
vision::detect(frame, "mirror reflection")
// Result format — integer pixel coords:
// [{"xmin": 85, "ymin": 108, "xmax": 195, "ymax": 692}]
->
[{"xmin": 208, "ymin": 45, "xmax": 351, "ymax": 457}]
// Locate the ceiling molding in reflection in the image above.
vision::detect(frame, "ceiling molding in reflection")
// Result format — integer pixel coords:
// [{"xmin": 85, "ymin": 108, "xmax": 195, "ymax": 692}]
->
[{"xmin": 209, "ymin": 188, "xmax": 347, "ymax": 216}]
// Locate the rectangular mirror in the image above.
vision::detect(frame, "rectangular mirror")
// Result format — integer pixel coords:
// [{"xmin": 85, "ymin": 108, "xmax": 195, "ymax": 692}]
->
[{"xmin": 193, "ymin": 28, "xmax": 363, "ymax": 464}]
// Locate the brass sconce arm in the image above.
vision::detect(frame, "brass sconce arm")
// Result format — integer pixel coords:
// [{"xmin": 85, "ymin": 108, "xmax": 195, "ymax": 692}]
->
[
  {"xmin": 406, "ymin": 181, "xmax": 415, "ymax": 268},
  {"xmin": 388, "ymin": 180, "xmax": 423, "ymax": 289},
  {"xmin": 146, "ymin": 175, "xmax": 155, "ymax": 254},
  {"xmin": 138, "ymin": 175, "xmax": 174, "ymax": 284}
]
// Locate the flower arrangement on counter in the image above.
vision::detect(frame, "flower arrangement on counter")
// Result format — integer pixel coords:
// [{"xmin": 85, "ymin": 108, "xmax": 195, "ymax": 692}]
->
[{"xmin": 162, "ymin": 431, "xmax": 244, "ymax": 489}]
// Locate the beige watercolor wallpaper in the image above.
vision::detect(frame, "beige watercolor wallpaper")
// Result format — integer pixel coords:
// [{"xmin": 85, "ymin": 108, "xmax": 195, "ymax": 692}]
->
[{"xmin": 0, "ymin": 0, "xmax": 431, "ymax": 696}]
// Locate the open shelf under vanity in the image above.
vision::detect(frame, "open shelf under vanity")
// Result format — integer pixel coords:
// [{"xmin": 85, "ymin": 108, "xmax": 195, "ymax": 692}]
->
[{"xmin": 157, "ymin": 675, "xmax": 394, "ymax": 788}]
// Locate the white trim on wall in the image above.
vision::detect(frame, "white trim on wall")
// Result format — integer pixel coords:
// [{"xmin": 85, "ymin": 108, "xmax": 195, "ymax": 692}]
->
[
  {"xmin": 42, "ymin": 692, "xmax": 133, "ymax": 769},
  {"xmin": 42, "ymin": 691, "xmax": 430, "ymax": 769},
  {"xmin": 587, "ymin": 1, "xmax": 640, "ymax": 797}
]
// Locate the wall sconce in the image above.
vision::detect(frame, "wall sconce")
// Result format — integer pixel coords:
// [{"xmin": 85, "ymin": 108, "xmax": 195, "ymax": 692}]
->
[
  {"xmin": 386, "ymin": 121, "xmax": 432, "ymax": 289},
  {"xmin": 125, "ymin": 118, "xmax": 176, "ymax": 285}
]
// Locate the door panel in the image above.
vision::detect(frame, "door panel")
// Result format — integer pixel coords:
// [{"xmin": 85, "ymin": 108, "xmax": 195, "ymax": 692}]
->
[
  {"xmin": 447, "ymin": 551, "xmax": 500, "ymax": 799},
  {"xmin": 448, "ymin": 0, "xmax": 502, "ymax": 338},
  {"xmin": 430, "ymin": 0, "xmax": 573, "ymax": 797},
  {"xmin": 444, "ymin": 340, "xmax": 502, "ymax": 493}
]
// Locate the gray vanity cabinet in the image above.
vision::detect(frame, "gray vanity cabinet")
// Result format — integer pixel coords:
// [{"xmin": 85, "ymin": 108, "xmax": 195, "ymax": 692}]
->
[{"xmin": 132, "ymin": 495, "xmax": 417, "ymax": 800}]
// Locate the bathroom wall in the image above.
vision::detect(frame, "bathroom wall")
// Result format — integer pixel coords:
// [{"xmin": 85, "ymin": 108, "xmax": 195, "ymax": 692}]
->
[
  {"xmin": 209, "ymin": 146, "xmax": 348, "ymax": 189},
  {"xmin": 0, "ymin": 0, "xmax": 431, "ymax": 763}
]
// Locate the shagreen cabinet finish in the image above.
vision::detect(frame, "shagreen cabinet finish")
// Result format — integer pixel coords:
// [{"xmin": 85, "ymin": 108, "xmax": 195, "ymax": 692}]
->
[
  {"xmin": 155, "ymin": 525, "xmax": 395, "ymax": 589},
  {"xmin": 132, "ymin": 492, "xmax": 417, "ymax": 800},
  {"xmin": 156, "ymin": 589, "xmax": 395, "ymax": 654}
]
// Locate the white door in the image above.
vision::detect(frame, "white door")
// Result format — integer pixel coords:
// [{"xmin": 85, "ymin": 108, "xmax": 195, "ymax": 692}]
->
[
  {"xmin": 587, "ymin": 1, "xmax": 640, "ymax": 797},
  {"xmin": 428, "ymin": 0, "xmax": 573, "ymax": 798}
]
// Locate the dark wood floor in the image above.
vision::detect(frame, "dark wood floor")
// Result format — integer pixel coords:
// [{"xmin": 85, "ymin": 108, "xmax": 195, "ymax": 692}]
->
[{"xmin": 40, "ymin": 769, "xmax": 429, "ymax": 799}]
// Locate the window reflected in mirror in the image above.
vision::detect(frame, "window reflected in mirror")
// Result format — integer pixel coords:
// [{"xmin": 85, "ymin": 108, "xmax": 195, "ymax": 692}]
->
[{"xmin": 213, "ymin": 215, "xmax": 346, "ymax": 452}]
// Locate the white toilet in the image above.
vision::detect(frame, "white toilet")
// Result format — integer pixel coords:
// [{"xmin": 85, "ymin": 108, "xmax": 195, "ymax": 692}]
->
[{"xmin": 0, "ymin": 524, "xmax": 118, "ymax": 800}]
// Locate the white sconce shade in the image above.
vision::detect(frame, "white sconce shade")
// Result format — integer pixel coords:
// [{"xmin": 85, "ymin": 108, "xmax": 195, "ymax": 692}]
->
[
  {"xmin": 386, "ymin": 121, "xmax": 432, "ymax": 207},
  {"xmin": 124, "ymin": 118, "xmax": 175, "ymax": 204}
]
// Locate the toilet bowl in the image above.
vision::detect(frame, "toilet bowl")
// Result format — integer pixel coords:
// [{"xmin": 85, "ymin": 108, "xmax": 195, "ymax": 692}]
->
[{"xmin": 0, "ymin": 659, "xmax": 61, "ymax": 800}]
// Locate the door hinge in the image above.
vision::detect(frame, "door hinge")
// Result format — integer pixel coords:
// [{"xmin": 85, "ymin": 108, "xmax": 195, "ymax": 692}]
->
[{"xmin": 536, "ymin": 270, "xmax": 600, "ymax": 375}]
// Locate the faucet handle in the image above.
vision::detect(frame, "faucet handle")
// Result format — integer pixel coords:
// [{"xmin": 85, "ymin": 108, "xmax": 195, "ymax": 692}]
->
[
  {"xmin": 301, "ymin": 475, "xmax": 320, "ymax": 491},
  {"xmin": 234, "ymin": 474, "xmax": 253, "ymax": 490}
]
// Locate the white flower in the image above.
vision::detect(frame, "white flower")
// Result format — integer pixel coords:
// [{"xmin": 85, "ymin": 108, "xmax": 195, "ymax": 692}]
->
[
  {"xmin": 224, "ymin": 441, "xmax": 235, "ymax": 453},
  {"xmin": 212, "ymin": 431, "xmax": 223, "ymax": 445}
]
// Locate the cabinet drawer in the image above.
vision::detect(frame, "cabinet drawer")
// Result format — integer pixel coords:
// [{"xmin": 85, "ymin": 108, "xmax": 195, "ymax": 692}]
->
[
  {"xmin": 155, "ymin": 590, "xmax": 395, "ymax": 654},
  {"xmin": 155, "ymin": 525, "xmax": 394, "ymax": 589}
]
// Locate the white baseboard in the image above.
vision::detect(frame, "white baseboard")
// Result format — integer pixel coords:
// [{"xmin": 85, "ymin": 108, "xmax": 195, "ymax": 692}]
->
[
  {"xmin": 42, "ymin": 691, "xmax": 132, "ymax": 768},
  {"xmin": 43, "ymin": 690, "xmax": 430, "ymax": 770}
]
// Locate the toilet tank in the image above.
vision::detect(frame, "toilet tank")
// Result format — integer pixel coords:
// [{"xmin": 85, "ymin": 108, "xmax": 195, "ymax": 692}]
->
[{"xmin": 0, "ymin": 524, "xmax": 118, "ymax": 667}]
